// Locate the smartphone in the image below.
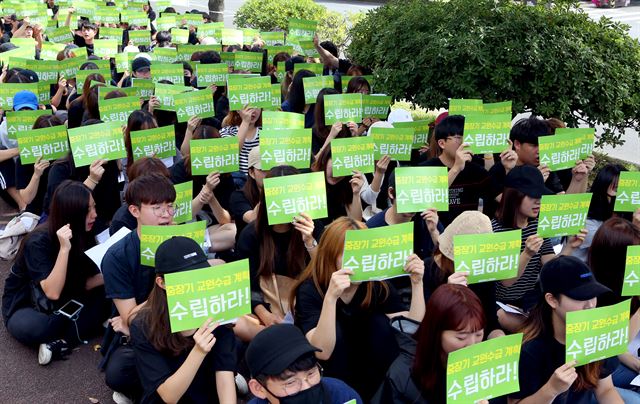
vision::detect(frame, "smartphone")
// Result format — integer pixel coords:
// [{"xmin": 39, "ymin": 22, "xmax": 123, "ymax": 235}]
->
[{"xmin": 57, "ymin": 299, "xmax": 83, "ymax": 319}]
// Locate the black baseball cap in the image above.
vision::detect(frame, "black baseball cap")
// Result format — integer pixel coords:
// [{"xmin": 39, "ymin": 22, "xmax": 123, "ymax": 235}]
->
[
  {"xmin": 246, "ymin": 324, "xmax": 321, "ymax": 377},
  {"xmin": 132, "ymin": 57, "xmax": 151, "ymax": 73},
  {"xmin": 155, "ymin": 236, "xmax": 209, "ymax": 274},
  {"xmin": 539, "ymin": 256, "xmax": 611, "ymax": 301},
  {"xmin": 504, "ymin": 165, "xmax": 554, "ymax": 199}
]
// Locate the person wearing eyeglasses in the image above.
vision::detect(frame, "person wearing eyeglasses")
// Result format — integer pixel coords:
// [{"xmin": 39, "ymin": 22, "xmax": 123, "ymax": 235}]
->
[
  {"xmin": 100, "ymin": 173, "xmax": 177, "ymax": 403},
  {"xmin": 246, "ymin": 324, "xmax": 362, "ymax": 404},
  {"xmin": 418, "ymin": 114, "xmax": 501, "ymax": 227}
]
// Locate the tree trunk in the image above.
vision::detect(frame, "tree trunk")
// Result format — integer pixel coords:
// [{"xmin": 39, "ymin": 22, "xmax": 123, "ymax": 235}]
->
[{"xmin": 208, "ymin": 0, "xmax": 224, "ymax": 22}]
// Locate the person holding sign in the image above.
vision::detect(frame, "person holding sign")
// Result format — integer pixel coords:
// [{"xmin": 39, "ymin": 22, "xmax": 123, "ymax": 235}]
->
[
  {"xmin": 236, "ymin": 165, "xmax": 323, "ymax": 330},
  {"xmin": 312, "ymin": 88, "xmax": 358, "ymax": 158},
  {"xmin": 290, "ymin": 217, "xmax": 425, "ymax": 400},
  {"xmin": 282, "ymin": 70, "xmax": 316, "ymax": 128},
  {"xmin": 373, "ymin": 284, "xmax": 487, "ymax": 403},
  {"xmin": 229, "ymin": 147, "xmax": 265, "ymax": 237},
  {"xmin": 2, "ymin": 180, "xmax": 107, "ymax": 365},
  {"xmin": 420, "ymin": 114, "xmax": 500, "ymax": 227},
  {"xmin": 509, "ymin": 256, "xmax": 629, "ymax": 403},
  {"xmin": 129, "ymin": 237, "xmax": 237, "ymax": 404},
  {"xmin": 220, "ymin": 105, "xmax": 262, "ymax": 176}
]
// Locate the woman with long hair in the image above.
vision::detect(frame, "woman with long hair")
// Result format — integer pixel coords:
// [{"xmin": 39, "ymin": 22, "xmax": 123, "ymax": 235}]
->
[
  {"xmin": 311, "ymin": 87, "xmax": 355, "ymax": 158},
  {"xmin": 509, "ymin": 256, "xmax": 628, "ymax": 403},
  {"xmin": 229, "ymin": 147, "xmax": 265, "ymax": 237},
  {"xmin": 281, "ymin": 69, "xmax": 316, "ymax": 128},
  {"xmin": 218, "ymin": 106, "xmax": 262, "ymax": 178},
  {"xmin": 373, "ymin": 284, "xmax": 486, "ymax": 403},
  {"xmin": 2, "ymin": 180, "xmax": 108, "ymax": 365},
  {"xmin": 124, "ymin": 109, "xmax": 158, "ymax": 175},
  {"xmin": 236, "ymin": 165, "xmax": 322, "ymax": 328},
  {"xmin": 290, "ymin": 217, "xmax": 424, "ymax": 400},
  {"xmin": 129, "ymin": 237, "xmax": 236, "ymax": 403}
]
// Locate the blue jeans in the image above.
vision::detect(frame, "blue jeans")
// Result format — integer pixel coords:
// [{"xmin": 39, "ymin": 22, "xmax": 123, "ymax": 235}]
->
[{"xmin": 612, "ymin": 363, "xmax": 639, "ymax": 390}]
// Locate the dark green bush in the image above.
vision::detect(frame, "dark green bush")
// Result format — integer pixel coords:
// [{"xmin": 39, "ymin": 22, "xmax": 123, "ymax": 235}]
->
[{"xmin": 348, "ymin": 0, "xmax": 640, "ymax": 147}]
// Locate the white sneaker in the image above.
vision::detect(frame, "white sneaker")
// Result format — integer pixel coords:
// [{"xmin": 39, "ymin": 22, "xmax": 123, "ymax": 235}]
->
[
  {"xmin": 112, "ymin": 391, "xmax": 134, "ymax": 404},
  {"xmin": 235, "ymin": 373, "xmax": 249, "ymax": 396},
  {"xmin": 38, "ymin": 339, "xmax": 70, "ymax": 365}
]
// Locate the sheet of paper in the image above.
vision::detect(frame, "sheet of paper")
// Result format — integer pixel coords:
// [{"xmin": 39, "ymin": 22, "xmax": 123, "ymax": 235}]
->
[
  {"xmin": 85, "ymin": 227, "xmax": 131, "ymax": 271},
  {"xmin": 497, "ymin": 301, "xmax": 527, "ymax": 317}
]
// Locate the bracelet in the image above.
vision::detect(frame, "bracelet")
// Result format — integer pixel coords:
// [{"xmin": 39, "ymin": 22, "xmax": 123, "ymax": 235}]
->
[
  {"xmin": 304, "ymin": 239, "xmax": 318, "ymax": 250},
  {"xmin": 86, "ymin": 176, "xmax": 98, "ymax": 185}
]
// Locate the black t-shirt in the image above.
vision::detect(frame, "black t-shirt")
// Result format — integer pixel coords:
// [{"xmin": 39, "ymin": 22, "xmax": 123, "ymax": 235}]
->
[
  {"xmin": 170, "ymin": 159, "xmax": 234, "ymax": 214},
  {"xmin": 2, "ymin": 230, "xmax": 99, "ymax": 322},
  {"xmin": 419, "ymin": 158, "xmax": 497, "ymax": 227},
  {"xmin": 15, "ymin": 157, "xmax": 50, "ymax": 215},
  {"xmin": 130, "ymin": 313, "xmax": 236, "ymax": 404},
  {"xmin": 510, "ymin": 331, "xmax": 617, "ymax": 403},
  {"xmin": 228, "ymin": 190, "xmax": 254, "ymax": 237},
  {"xmin": 102, "ymin": 231, "xmax": 155, "ymax": 305}
]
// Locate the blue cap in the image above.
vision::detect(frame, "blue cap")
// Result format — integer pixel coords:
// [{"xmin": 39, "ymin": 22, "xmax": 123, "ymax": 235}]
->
[{"xmin": 12, "ymin": 90, "xmax": 38, "ymax": 111}]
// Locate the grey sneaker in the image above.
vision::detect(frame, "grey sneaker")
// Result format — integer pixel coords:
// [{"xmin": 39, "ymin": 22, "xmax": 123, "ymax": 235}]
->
[
  {"xmin": 38, "ymin": 339, "xmax": 70, "ymax": 365},
  {"xmin": 112, "ymin": 391, "xmax": 134, "ymax": 404},
  {"xmin": 235, "ymin": 373, "xmax": 249, "ymax": 396}
]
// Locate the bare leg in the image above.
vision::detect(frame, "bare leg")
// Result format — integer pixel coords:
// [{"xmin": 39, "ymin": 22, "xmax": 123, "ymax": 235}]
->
[{"xmin": 207, "ymin": 223, "xmax": 237, "ymax": 252}]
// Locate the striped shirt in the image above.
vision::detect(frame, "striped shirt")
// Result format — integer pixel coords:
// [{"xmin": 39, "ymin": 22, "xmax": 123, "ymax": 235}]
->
[
  {"xmin": 220, "ymin": 126, "xmax": 260, "ymax": 174},
  {"xmin": 492, "ymin": 218, "xmax": 555, "ymax": 307}
]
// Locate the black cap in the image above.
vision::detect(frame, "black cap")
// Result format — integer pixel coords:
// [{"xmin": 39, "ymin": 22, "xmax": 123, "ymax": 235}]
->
[
  {"xmin": 132, "ymin": 57, "xmax": 151, "ymax": 73},
  {"xmin": 539, "ymin": 256, "xmax": 611, "ymax": 301},
  {"xmin": 504, "ymin": 165, "xmax": 553, "ymax": 199},
  {"xmin": 18, "ymin": 68, "xmax": 39, "ymax": 83},
  {"xmin": 246, "ymin": 324, "xmax": 321, "ymax": 377},
  {"xmin": 284, "ymin": 56, "xmax": 305, "ymax": 73},
  {"xmin": 0, "ymin": 42, "xmax": 17, "ymax": 53},
  {"xmin": 155, "ymin": 236, "xmax": 209, "ymax": 274}
]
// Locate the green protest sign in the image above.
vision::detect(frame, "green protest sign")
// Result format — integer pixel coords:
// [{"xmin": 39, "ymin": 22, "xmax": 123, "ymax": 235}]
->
[
  {"xmin": 622, "ymin": 246, "xmax": 640, "ymax": 296},
  {"xmin": 5, "ymin": 110, "xmax": 50, "ymax": 140},
  {"xmin": 0, "ymin": 83, "xmax": 39, "ymax": 110},
  {"xmin": 95, "ymin": 7, "xmax": 120, "ymax": 24},
  {"xmin": 302, "ymin": 75, "xmax": 335, "ymax": 104},
  {"xmin": 395, "ymin": 167, "xmax": 449, "ymax": 213},
  {"xmin": 261, "ymin": 31, "xmax": 285, "ymax": 46},
  {"xmin": 67, "ymin": 121, "xmax": 126, "ymax": 167},
  {"xmin": 173, "ymin": 181, "xmax": 193, "ymax": 224},
  {"xmin": 267, "ymin": 84, "xmax": 282, "ymax": 111},
  {"xmin": 58, "ymin": 55, "xmax": 85, "ymax": 79},
  {"xmin": 262, "ymin": 111, "xmax": 305, "ymax": 129},
  {"xmin": 0, "ymin": 45, "xmax": 33, "ymax": 65},
  {"xmin": 227, "ymin": 76, "xmax": 272, "ymax": 110},
  {"xmin": 140, "ymin": 221, "xmax": 206, "ymax": 267},
  {"xmin": 74, "ymin": 0, "xmax": 96, "ymax": 18},
  {"xmin": 220, "ymin": 52, "xmax": 235, "ymax": 68},
  {"xmin": 293, "ymin": 62, "xmax": 323, "ymax": 77},
  {"xmin": 99, "ymin": 95, "xmax": 140, "ymax": 123},
  {"xmin": 131, "ymin": 79, "xmax": 155, "ymax": 99},
  {"xmin": 566, "ymin": 299, "xmax": 630, "ymax": 366},
  {"xmin": 454, "ymin": 230, "xmax": 521, "ymax": 284},
  {"xmin": 446, "ymin": 333, "xmax": 522, "ymax": 403},
  {"xmin": 462, "ymin": 113, "xmax": 511, "ymax": 154},
  {"xmin": 46, "ymin": 26, "xmax": 74, "ymax": 44},
  {"xmin": 539, "ymin": 129, "xmax": 594, "ymax": 171},
  {"xmin": 151, "ymin": 62, "xmax": 184, "ymax": 84},
  {"xmin": 299, "ymin": 40, "xmax": 319, "ymax": 58},
  {"xmin": 83, "ymin": 58, "xmax": 111, "ymax": 71},
  {"xmin": 362, "ymin": 95, "xmax": 391, "ymax": 119},
  {"xmin": 233, "ymin": 51, "xmax": 263, "ymax": 73},
  {"xmin": 343, "ymin": 222, "xmax": 413, "ymax": 282},
  {"xmin": 324, "ymin": 93, "xmax": 363, "ymax": 124},
  {"xmin": 555, "ymin": 127, "xmax": 595, "ymax": 160},
  {"xmin": 197, "ymin": 22, "xmax": 223, "ymax": 39},
  {"xmin": 259, "ymin": 128, "xmax": 311, "ymax": 170},
  {"xmin": 100, "ymin": 27, "xmax": 124, "ymax": 42},
  {"xmin": 76, "ymin": 68, "xmax": 111, "ymax": 92},
  {"xmin": 25, "ymin": 59, "xmax": 59, "ymax": 83},
  {"xmin": 40, "ymin": 42, "xmax": 67, "ymax": 61},
  {"xmin": 190, "ymin": 137, "xmax": 239, "ymax": 175},
  {"xmin": 170, "ymin": 28, "xmax": 189, "ymax": 44},
  {"xmin": 153, "ymin": 47, "xmax": 178, "ymax": 63},
  {"xmin": 173, "ymin": 89, "xmax": 216, "ymax": 123},
  {"xmin": 614, "ymin": 172, "xmax": 640, "ymax": 212},
  {"xmin": 130, "ymin": 125, "xmax": 176, "ymax": 160},
  {"xmin": 156, "ymin": 16, "xmax": 176, "ymax": 32},
  {"xmin": 123, "ymin": 11, "xmax": 149, "ymax": 27},
  {"xmin": 288, "ymin": 18, "xmax": 317, "ymax": 39},
  {"xmin": 537, "ymin": 193, "xmax": 591, "ymax": 238},
  {"xmin": 16, "ymin": 125, "xmax": 69, "ymax": 164},
  {"xmin": 263, "ymin": 172, "xmax": 328, "ymax": 225},
  {"xmin": 154, "ymin": 83, "xmax": 192, "ymax": 111},
  {"xmin": 177, "ymin": 44, "xmax": 222, "ymax": 62},
  {"xmin": 274, "ymin": 63, "xmax": 287, "ymax": 83},
  {"xmin": 221, "ymin": 28, "xmax": 243, "ymax": 46},
  {"xmin": 266, "ymin": 46, "xmax": 294, "ymax": 64},
  {"xmin": 448, "ymin": 99, "xmax": 483, "ymax": 115},
  {"xmin": 330, "ymin": 137, "xmax": 375, "ymax": 177},
  {"xmin": 99, "ymin": 85, "xmax": 138, "ymax": 99},
  {"xmin": 165, "ymin": 259, "xmax": 251, "ymax": 333},
  {"xmin": 242, "ymin": 28, "xmax": 260, "ymax": 45},
  {"xmin": 370, "ymin": 127, "xmax": 413, "ymax": 161},
  {"xmin": 483, "ymin": 101, "xmax": 512, "ymax": 115},
  {"xmin": 394, "ymin": 120, "xmax": 431, "ymax": 149},
  {"xmin": 128, "ymin": 30, "xmax": 152, "ymax": 47},
  {"xmin": 182, "ymin": 13, "xmax": 204, "ymax": 27},
  {"xmin": 114, "ymin": 53, "xmax": 131, "ymax": 73}
]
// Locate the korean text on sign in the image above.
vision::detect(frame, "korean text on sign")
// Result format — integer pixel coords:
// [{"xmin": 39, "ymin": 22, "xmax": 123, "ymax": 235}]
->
[
  {"xmin": 454, "ymin": 230, "xmax": 521, "ymax": 284},
  {"xmin": 330, "ymin": 137, "xmax": 375, "ymax": 177},
  {"xmin": 614, "ymin": 172, "xmax": 640, "ymax": 213},
  {"xmin": 68, "ymin": 121, "xmax": 126, "ymax": 167},
  {"xmin": 227, "ymin": 76, "xmax": 273, "ymax": 111},
  {"xmin": 259, "ymin": 128, "xmax": 312, "ymax": 170},
  {"xmin": 446, "ymin": 333, "xmax": 523, "ymax": 403},
  {"xmin": 190, "ymin": 137, "xmax": 239, "ymax": 175},
  {"xmin": 140, "ymin": 221, "xmax": 206, "ymax": 267},
  {"xmin": 263, "ymin": 171, "xmax": 328, "ymax": 225},
  {"xmin": 173, "ymin": 89, "xmax": 216, "ymax": 123},
  {"xmin": 537, "ymin": 193, "xmax": 592, "ymax": 238},
  {"xmin": 323, "ymin": 93, "xmax": 363, "ymax": 124},
  {"xmin": 462, "ymin": 113, "xmax": 511, "ymax": 154},
  {"xmin": 130, "ymin": 126, "xmax": 176, "ymax": 161},
  {"xmin": 343, "ymin": 222, "xmax": 414, "ymax": 282},
  {"xmin": 538, "ymin": 128, "xmax": 594, "ymax": 171},
  {"xmin": 565, "ymin": 299, "xmax": 630, "ymax": 366},
  {"xmin": 622, "ymin": 246, "xmax": 640, "ymax": 296},
  {"xmin": 394, "ymin": 120, "xmax": 431, "ymax": 149},
  {"xmin": 165, "ymin": 259, "xmax": 251, "ymax": 333},
  {"xmin": 261, "ymin": 111, "xmax": 305, "ymax": 130},
  {"xmin": 395, "ymin": 167, "xmax": 449, "ymax": 213},
  {"xmin": 369, "ymin": 127, "xmax": 414, "ymax": 161},
  {"xmin": 16, "ymin": 125, "xmax": 69, "ymax": 164},
  {"xmin": 173, "ymin": 181, "xmax": 193, "ymax": 224}
]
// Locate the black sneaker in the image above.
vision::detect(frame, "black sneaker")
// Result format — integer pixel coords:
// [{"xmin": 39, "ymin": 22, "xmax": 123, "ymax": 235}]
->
[{"xmin": 38, "ymin": 339, "xmax": 70, "ymax": 365}]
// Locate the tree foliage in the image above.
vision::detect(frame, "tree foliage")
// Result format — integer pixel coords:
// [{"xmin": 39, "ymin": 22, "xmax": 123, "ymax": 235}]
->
[{"xmin": 348, "ymin": 0, "xmax": 640, "ymax": 147}]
